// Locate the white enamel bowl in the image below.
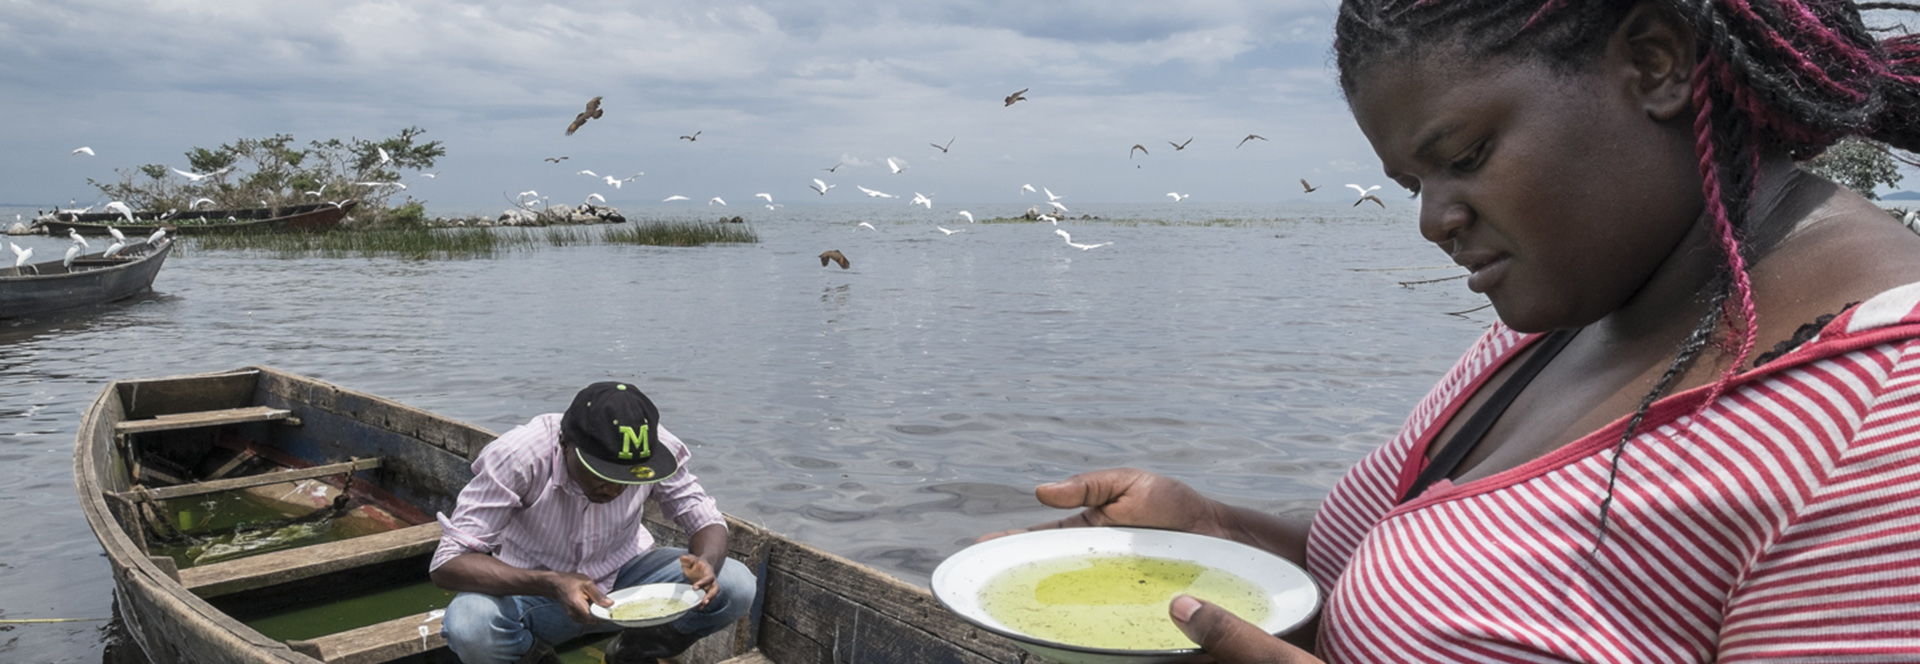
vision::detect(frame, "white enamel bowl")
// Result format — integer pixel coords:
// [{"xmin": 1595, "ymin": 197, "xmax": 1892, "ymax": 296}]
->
[
  {"xmin": 932, "ymin": 527, "xmax": 1320, "ymax": 664},
  {"xmin": 590, "ymin": 582, "xmax": 702, "ymax": 628}
]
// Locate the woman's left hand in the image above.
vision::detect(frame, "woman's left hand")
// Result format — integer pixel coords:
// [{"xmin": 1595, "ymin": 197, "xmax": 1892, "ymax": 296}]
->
[
  {"xmin": 679, "ymin": 554, "xmax": 719, "ymax": 608},
  {"xmin": 1172, "ymin": 595, "xmax": 1323, "ymax": 664}
]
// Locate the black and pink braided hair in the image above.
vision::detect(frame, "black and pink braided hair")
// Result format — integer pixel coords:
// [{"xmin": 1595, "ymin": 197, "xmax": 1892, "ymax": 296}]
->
[{"xmin": 1334, "ymin": 0, "xmax": 1920, "ymax": 544}]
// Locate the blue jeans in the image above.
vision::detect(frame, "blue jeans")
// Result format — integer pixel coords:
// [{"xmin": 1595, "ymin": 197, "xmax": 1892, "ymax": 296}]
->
[{"xmin": 441, "ymin": 547, "xmax": 758, "ymax": 664}]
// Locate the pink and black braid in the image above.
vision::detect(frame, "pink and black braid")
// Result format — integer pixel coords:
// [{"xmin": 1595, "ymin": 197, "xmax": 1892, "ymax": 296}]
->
[{"xmin": 1335, "ymin": 0, "xmax": 1920, "ymax": 545}]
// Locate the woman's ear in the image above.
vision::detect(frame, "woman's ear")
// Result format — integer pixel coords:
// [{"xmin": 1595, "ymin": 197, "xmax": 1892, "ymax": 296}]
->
[{"xmin": 1613, "ymin": 1, "xmax": 1698, "ymax": 121}]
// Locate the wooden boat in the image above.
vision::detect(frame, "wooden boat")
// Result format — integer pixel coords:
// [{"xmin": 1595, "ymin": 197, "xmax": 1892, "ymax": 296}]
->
[
  {"xmin": 40, "ymin": 201, "xmax": 356, "ymax": 237},
  {"xmin": 75, "ymin": 367, "xmax": 1030, "ymax": 664},
  {"xmin": 1, "ymin": 238, "xmax": 174, "ymax": 318}
]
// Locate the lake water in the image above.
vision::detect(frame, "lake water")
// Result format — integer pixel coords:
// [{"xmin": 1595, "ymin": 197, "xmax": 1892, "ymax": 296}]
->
[{"xmin": 0, "ymin": 201, "xmax": 1493, "ymax": 663}]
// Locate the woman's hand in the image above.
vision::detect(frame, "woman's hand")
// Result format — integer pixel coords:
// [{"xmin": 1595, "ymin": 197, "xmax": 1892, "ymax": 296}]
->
[
  {"xmin": 978, "ymin": 468, "xmax": 1229, "ymax": 542},
  {"xmin": 680, "ymin": 554, "xmax": 719, "ymax": 608},
  {"xmin": 545, "ymin": 570, "xmax": 611, "ymax": 624},
  {"xmin": 1172, "ymin": 596, "xmax": 1323, "ymax": 664}
]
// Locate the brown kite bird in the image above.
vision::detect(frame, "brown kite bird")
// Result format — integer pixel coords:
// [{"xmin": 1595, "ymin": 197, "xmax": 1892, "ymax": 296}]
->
[
  {"xmin": 566, "ymin": 96, "xmax": 603, "ymax": 135},
  {"xmin": 1004, "ymin": 88, "xmax": 1028, "ymax": 107},
  {"xmin": 819, "ymin": 250, "xmax": 850, "ymax": 269},
  {"xmin": 1300, "ymin": 179, "xmax": 1320, "ymax": 193},
  {"xmin": 1130, "ymin": 144, "xmax": 1149, "ymax": 159}
]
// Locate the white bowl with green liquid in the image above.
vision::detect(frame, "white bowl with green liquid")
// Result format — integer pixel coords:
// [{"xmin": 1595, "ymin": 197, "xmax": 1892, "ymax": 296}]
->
[
  {"xmin": 932, "ymin": 527, "xmax": 1320, "ymax": 664},
  {"xmin": 591, "ymin": 582, "xmax": 702, "ymax": 628}
]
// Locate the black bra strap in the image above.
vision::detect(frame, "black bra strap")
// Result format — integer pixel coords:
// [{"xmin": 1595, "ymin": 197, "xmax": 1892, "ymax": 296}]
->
[{"xmin": 1400, "ymin": 328, "xmax": 1579, "ymax": 504}]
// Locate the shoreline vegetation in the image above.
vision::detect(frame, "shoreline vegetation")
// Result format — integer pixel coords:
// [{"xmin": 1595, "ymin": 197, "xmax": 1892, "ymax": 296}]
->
[{"xmin": 183, "ymin": 219, "xmax": 759, "ymax": 260}]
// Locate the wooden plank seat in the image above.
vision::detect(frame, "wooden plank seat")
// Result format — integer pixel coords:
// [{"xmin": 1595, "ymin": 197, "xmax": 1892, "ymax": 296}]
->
[
  {"xmin": 114, "ymin": 406, "xmax": 300, "ymax": 436},
  {"xmin": 285, "ymin": 609, "xmax": 446, "ymax": 664},
  {"xmin": 111, "ymin": 457, "xmax": 383, "ymax": 503},
  {"xmin": 181, "ymin": 522, "xmax": 442, "ymax": 598},
  {"xmin": 716, "ymin": 652, "xmax": 776, "ymax": 664}
]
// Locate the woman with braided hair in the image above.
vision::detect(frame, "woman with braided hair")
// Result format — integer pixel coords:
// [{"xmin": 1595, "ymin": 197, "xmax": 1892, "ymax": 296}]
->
[{"xmin": 984, "ymin": 0, "xmax": 1920, "ymax": 661}]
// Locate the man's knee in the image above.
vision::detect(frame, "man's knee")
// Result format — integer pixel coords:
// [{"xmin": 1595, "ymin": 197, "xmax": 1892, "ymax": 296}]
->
[{"xmin": 707, "ymin": 558, "xmax": 759, "ymax": 621}]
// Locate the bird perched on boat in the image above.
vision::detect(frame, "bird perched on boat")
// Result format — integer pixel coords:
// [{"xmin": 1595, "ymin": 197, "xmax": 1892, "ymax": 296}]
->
[
  {"xmin": 930, "ymin": 137, "xmax": 954, "ymax": 153},
  {"xmin": 819, "ymin": 250, "xmax": 849, "ymax": 269},
  {"xmin": 1237, "ymin": 134, "xmax": 1268, "ymax": 148},
  {"xmin": 64, "ymin": 243, "xmax": 80, "ymax": 268},
  {"xmin": 67, "ymin": 228, "xmax": 90, "ymax": 248},
  {"xmin": 1130, "ymin": 144, "xmax": 1148, "ymax": 159},
  {"xmin": 1347, "ymin": 183, "xmax": 1384, "ymax": 208},
  {"xmin": 104, "ymin": 240, "xmax": 126, "ymax": 258},
  {"xmin": 147, "ymin": 228, "xmax": 166, "ymax": 246},
  {"xmin": 565, "ymin": 96, "xmax": 603, "ymax": 135},
  {"xmin": 679, "ymin": 131, "xmax": 701, "ymax": 142},
  {"xmin": 1300, "ymin": 179, "xmax": 1319, "ymax": 193},
  {"xmin": 811, "ymin": 179, "xmax": 835, "ymax": 195},
  {"xmin": 107, "ymin": 224, "xmax": 126, "ymax": 243},
  {"xmin": 11, "ymin": 242, "xmax": 33, "ymax": 268},
  {"xmin": 1168, "ymin": 137, "xmax": 1194, "ymax": 151},
  {"xmin": 1004, "ymin": 88, "xmax": 1028, "ymax": 106}
]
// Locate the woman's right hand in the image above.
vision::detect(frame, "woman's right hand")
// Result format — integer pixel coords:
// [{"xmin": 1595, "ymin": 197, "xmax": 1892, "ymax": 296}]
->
[{"xmin": 978, "ymin": 468, "xmax": 1228, "ymax": 542}]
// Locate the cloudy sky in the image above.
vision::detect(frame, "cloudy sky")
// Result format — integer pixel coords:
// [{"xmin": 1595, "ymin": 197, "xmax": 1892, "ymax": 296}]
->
[
  {"xmin": 7, "ymin": 2, "xmax": 1915, "ymax": 217},
  {"xmin": 0, "ymin": 0, "xmax": 1390, "ymax": 215}
]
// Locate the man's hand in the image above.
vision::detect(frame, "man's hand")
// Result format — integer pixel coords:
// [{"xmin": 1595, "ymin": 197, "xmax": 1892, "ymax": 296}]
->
[
  {"xmin": 544, "ymin": 570, "xmax": 612, "ymax": 624},
  {"xmin": 1171, "ymin": 596, "xmax": 1322, "ymax": 664},
  {"xmin": 680, "ymin": 554, "xmax": 719, "ymax": 608},
  {"xmin": 978, "ymin": 468, "xmax": 1228, "ymax": 542}
]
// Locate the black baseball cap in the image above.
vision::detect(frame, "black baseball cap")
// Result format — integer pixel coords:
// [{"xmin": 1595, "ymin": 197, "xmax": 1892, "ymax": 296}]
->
[{"xmin": 561, "ymin": 382, "xmax": 678, "ymax": 485}]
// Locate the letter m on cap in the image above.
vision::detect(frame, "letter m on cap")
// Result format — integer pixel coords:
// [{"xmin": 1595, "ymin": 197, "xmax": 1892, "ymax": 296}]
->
[{"xmin": 618, "ymin": 425, "xmax": 651, "ymax": 460}]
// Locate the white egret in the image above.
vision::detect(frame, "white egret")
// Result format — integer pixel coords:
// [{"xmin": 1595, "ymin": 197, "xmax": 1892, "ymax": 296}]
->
[
  {"xmin": 1167, "ymin": 192, "xmax": 1190, "ymax": 202},
  {"xmin": 662, "ymin": 195, "xmax": 690, "ymax": 202},
  {"xmin": 1055, "ymin": 229, "xmax": 1112, "ymax": 250},
  {"xmin": 857, "ymin": 222, "xmax": 876, "ymax": 231},
  {"xmin": 377, "ymin": 147, "xmax": 392, "ymax": 165},
  {"xmin": 956, "ymin": 211, "xmax": 973, "ymax": 223},
  {"xmin": 755, "ymin": 193, "xmax": 773, "ymax": 203},
  {"xmin": 11, "ymin": 242, "xmax": 33, "ymax": 267},
  {"xmin": 577, "ymin": 169, "xmax": 599, "ymax": 177},
  {"xmin": 1021, "ymin": 184, "xmax": 1036, "ymax": 195},
  {"xmin": 1044, "ymin": 187, "xmax": 1064, "ymax": 202},
  {"xmin": 586, "ymin": 193, "xmax": 606, "ymax": 204},
  {"xmin": 856, "ymin": 186, "xmax": 895, "ymax": 199},
  {"xmin": 356, "ymin": 181, "xmax": 407, "ymax": 190},
  {"xmin": 147, "ymin": 228, "xmax": 166, "ymax": 245},
  {"xmin": 1037, "ymin": 214, "xmax": 1058, "ymax": 225},
  {"xmin": 517, "ymin": 190, "xmax": 540, "ymax": 201},
  {"xmin": 72, "ymin": 146, "xmax": 95, "ymax": 156},
  {"xmin": 1346, "ymin": 183, "xmax": 1382, "ymax": 202},
  {"xmin": 910, "ymin": 192, "xmax": 932, "ymax": 209},
  {"xmin": 937, "ymin": 227, "xmax": 961, "ymax": 235},
  {"xmin": 105, "ymin": 202, "xmax": 135, "ymax": 223},
  {"xmin": 709, "ymin": 197, "xmax": 727, "ymax": 206},
  {"xmin": 171, "ymin": 166, "xmax": 230, "ymax": 182},
  {"xmin": 1905, "ymin": 209, "xmax": 1918, "ymax": 234},
  {"xmin": 811, "ymin": 179, "xmax": 836, "ymax": 195},
  {"xmin": 104, "ymin": 240, "xmax": 125, "ymax": 258},
  {"xmin": 64, "ymin": 244, "xmax": 80, "ymax": 268},
  {"xmin": 191, "ymin": 197, "xmax": 215, "ymax": 209},
  {"xmin": 887, "ymin": 157, "xmax": 905, "ymax": 174},
  {"xmin": 420, "ymin": 173, "xmax": 437, "ymax": 179},
  {"xmin": 106, "ymin": 224, "xmax": 126, "ymax": 242},
  {"xmin": 67, "ymin": 228, "xmax": 90, "ymax": 248},
  {"xmin": 1048, "ymin": 201, "xmax": 1068, "ymax": 213},
  {"xmin": 603, "ymin": 176, "xmax": 622, "ymax": 189}
]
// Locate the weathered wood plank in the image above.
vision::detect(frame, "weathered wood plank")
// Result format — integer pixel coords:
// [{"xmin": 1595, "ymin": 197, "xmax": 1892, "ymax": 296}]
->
[
  {"xmin": 715, "ymin": 650, "xmax": 776, "ymax": 664},
  {"xmin": 258, "ymin": 369, "xmax": 497, "ymax": 461},
  {"xmin": 112, "ymin": 369, "xmax": 260, "ymax": 422},
  {"xmin": 115, "ymin": 406, "xmax": 296, "ymax": 435},
  {"xmin": 284, "ymin": 610, "xmax": 444, "ymax": 664},
  {"xmin": 757, "ymin": 617, "xmax": 827, "ymax": 664},
  {"xmin": 758, "ymin": 538, "xmax": 1028, "ymax": 663},
  {"xmin": 114, "ymin": 458, "xmax": 383, "ymax": 503},
  {"xmin": 762, "ymin": 565, "xmax": 1024, "ymax": 664},
  {"xmin": 181, "ymin": 523, "xmax": 442, "ymax": 598}
]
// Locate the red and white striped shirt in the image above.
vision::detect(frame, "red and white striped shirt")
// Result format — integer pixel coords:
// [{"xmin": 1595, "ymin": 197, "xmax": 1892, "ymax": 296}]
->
[
  {"xmin": 1306, "ymin": 281, "xmax": 1920, "ymax": 662},
  {"xmin": 429, "ymin": 414, "xmax": 726, "ymax": 591}
]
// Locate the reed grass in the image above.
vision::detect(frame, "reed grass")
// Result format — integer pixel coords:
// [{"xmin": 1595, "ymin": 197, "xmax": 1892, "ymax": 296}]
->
[{"xmin": 184, "ymin": 222, "xmax": 757, "ymax": 259}]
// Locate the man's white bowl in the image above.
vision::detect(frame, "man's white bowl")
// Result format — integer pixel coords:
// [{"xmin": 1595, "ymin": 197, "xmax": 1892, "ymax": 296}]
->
[
  {"xmin": 932, "ymin": 527, "xmax": 1320, "ymax": 664},
  {"xmin": 590, "ymin": 582, "xmax": 702, "ymax": 628}
]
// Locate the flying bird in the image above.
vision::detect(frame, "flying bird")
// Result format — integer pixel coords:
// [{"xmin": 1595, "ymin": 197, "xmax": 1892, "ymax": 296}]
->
[
  {"xmin": 356, "ymin": 181, "xmax": 407, "ymax": 190},
  {"xmin": 1130, "ymin": 144, "xmax": 1149, "ymax": 159},
  {"xmin": 956, "ymin": 211, "xmax": 973, "ymax": 223},
  {"xmin": 1044, "ymin": 187, "xmax": 1064, "ymax": 202},
  {"xmin": 930, "ymin": 137, "xmax": 954, "ymax": 153},
  {"xmin": 603, "ymin": 175, "xmax": 623, "ymax": 189},
  {"xmin": 1020, "ymin": 184, "xmax": 1036, "ymax": 195},
  {"xmin": 577, "ymin": 169, "xmax": 600, "ymax": 177},
  {"xmin": 1056, "ymin": 228, "xmax": 1112, "ymax": 251},
  {"xmin": 105, "ymin": 202, "xmax": 135, "ymax": 223},
  {"xmin": 518, "ymin": 190, "xmax": 541, "ymax": 201},
  {"xmin": 811, "ymin": 179, "xmax": 836, "ymax": 195},
  {"xmin": 887, "ymin": 157, "xmax": 905, "ymax": 174},
  {"xmin": 1168, "ymin": 137, "xmax": 1194, "ymax": 151},
  {"xmin": 72, "ymin": 147, "xmax": 95, "ymax": 156},
  {"xmin": 544, "ymin": 156, "xmax": 570, "ymax": 163},
  {"xmin": 172, "ymin": 166, "xmax": 230, "ymax": 182},
  {"xmin": 1236, "ymin": 134, "xmax": 1268, "ymax": 148},
  {"xmin": 755, "ymin": 193, "xmax": 774, "ymax": 203},
  {"xmin": 419, "ymin": 172, "xmax": 437, "ymax": 179},
  {"xmin": 679, "ymin": 131, "xmax": 701, "ymax": 141},
  {"xmin": 857, "ymin": 222, "xmax": 876, "ymax": 231},
  {"xmin": 662, "ymin": 195, "xmax": 690, "ymax": 202},
  {"xmin": 1347, "ymin": 183, "xmax": 1384, "ymax": 208},
  {"xmin": 566, "ymin": 96, "xmax": 603, "ymax": 135},
  {"xmin": 709, "ymin": 197, "xmax": 726, "ymax": 206},
  {"xmin": 586, "ymin": 193, "xmax": 606, "ymax": 204},
  {"xmin": 910, "ymin": 192, "xmax": 932, "ymax": 209},
  {"xmin": 823, "ymin": 162, "xmax": 843, "ymax": 172},
  {"xmin": 1168, "ymin": 192, "xmax": 1190, "ymax": 202},
  {"xmin": 856, "ymin": 186, "xmax": 895, "ymax": 199},
  {"xmin": 819, "ymin": 250, "xmax": 849, "ymax": 269},
  {"xmin": 937, "ymin": 227, "xmax": 961, "ymax": 235},
  {"xmin": 1048, "ymin": 201, "xmax": 1068, "ymax": 213},
  {"xmin": 377, "ymin": 147, "xmax": 392, "ymax": 165},
  {"xmin": 1004, "ymin": 88, "xmax": 1028, "ymax": 106},
  {"xmin": 1300, "ymin": 179, "xmax": 1319, "ymax": 193}
]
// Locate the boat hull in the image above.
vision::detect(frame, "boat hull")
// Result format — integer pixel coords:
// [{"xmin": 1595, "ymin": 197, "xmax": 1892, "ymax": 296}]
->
[
  {"xmin": 0, "ymin": 239, "xmax": 173, "ymax": 318},
  {"xmin": 41, "ymin": 201, "xmax": 355, "ymax": 236}
]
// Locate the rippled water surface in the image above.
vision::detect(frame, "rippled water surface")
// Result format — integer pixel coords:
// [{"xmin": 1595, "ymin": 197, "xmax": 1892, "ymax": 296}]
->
[{"xmin": 0, "ymin": 202, "xmax": 1493, "ymax": 662}]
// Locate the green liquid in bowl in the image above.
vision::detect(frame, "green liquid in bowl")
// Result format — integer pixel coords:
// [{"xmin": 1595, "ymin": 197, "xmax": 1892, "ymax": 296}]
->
[
  {"xmin": 979, "ymin": 554, "xmax": 1271, "ymax": 651},
  {"xmin": 610, "ymin": 597, "xmax": 690, "ymax": 621}
]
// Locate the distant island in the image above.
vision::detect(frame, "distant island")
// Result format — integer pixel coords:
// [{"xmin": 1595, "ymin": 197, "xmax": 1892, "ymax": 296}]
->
[{"xmin": 1884, "ymin": 190, "xmax": 1920, "ymax": 201}]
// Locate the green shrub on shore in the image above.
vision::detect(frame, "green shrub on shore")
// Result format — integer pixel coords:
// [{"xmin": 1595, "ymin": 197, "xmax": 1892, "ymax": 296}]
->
[{"xmin": 184, "ymin": 221, "xmax": 757, "ymax": 259}]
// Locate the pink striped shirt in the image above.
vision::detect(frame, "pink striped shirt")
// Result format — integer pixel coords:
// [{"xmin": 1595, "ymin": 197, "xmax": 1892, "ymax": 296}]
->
[
  {"xmin": 1306, "ymin": 281, "xmax": 1920, "ymax": 662},
  {"xmin": 429, "ymin": 414, "xmax": 726, "ymax": 591}
]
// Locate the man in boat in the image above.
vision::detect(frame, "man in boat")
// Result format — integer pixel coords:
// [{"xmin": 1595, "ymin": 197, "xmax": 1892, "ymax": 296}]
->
[{"xmin": 430, "ymin": 382, "xmax": 757, "ymax": 664}]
